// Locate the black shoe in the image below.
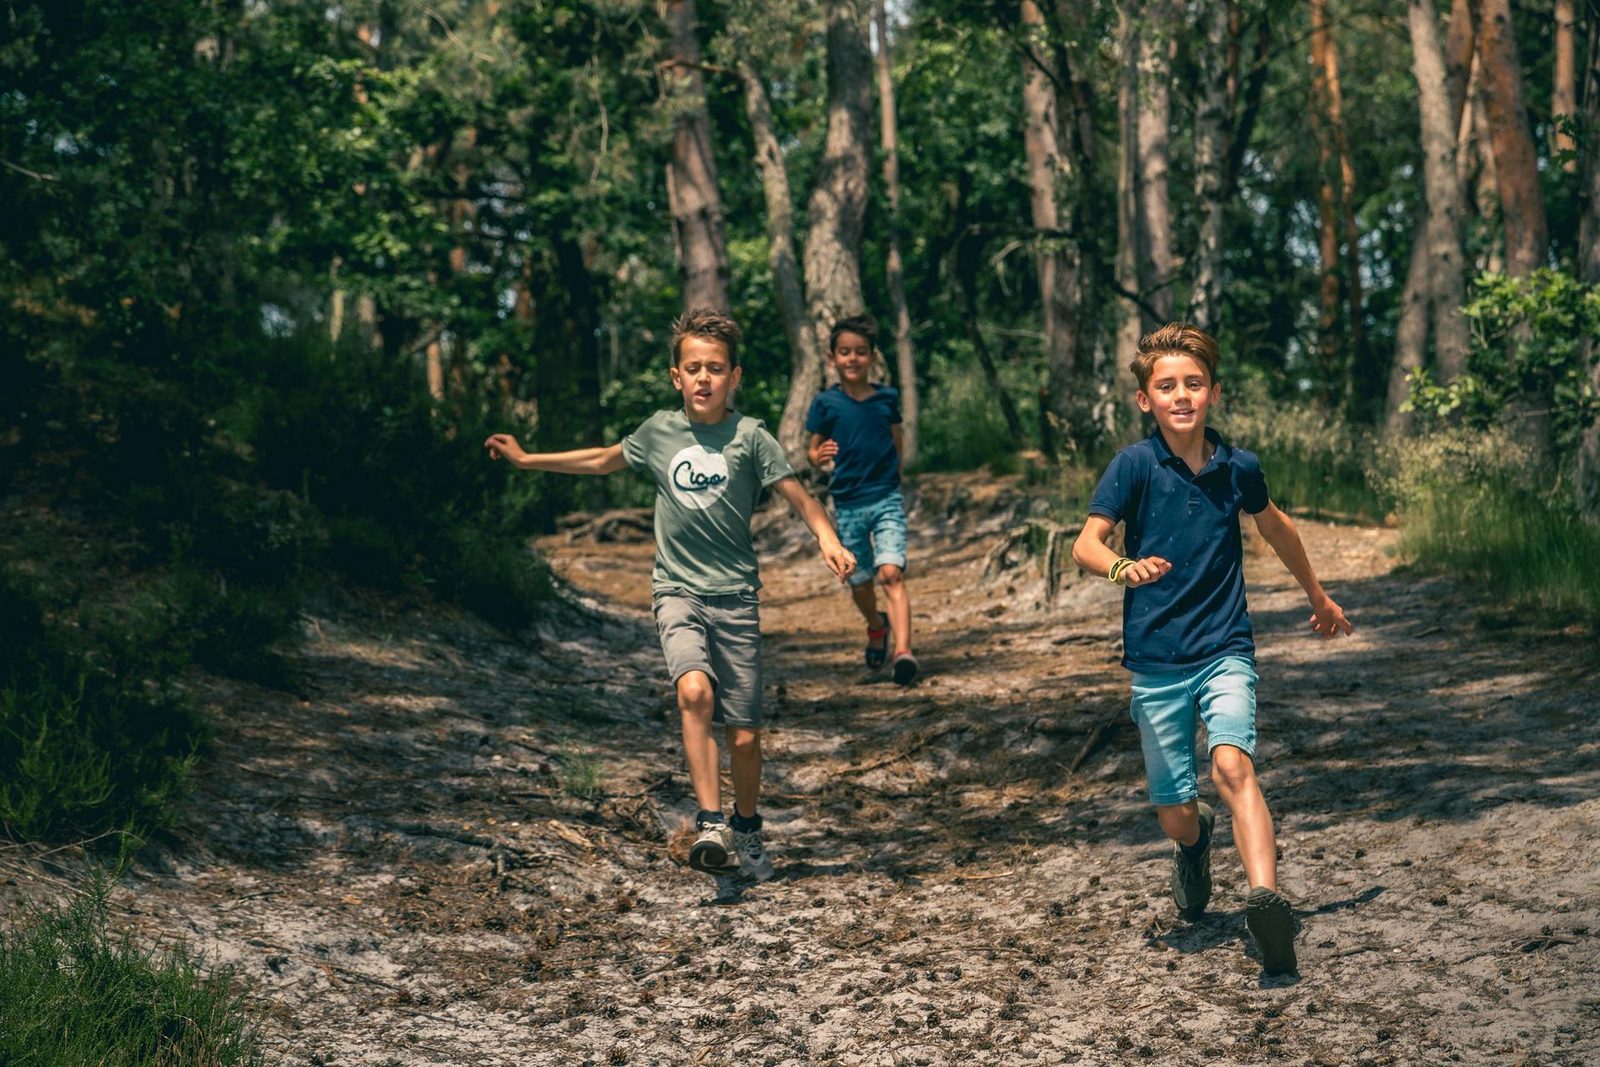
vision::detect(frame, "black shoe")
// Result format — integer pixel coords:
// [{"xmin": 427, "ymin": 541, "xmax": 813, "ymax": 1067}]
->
[
  {"xmin": 865, "ymin": 613, "xmax": 890, "ymax": 670},
  {"xmin": 891, "ymin": 652, "xmax": 919, "ymax": 686},
  {"xmin": 1246, "ymin": 886, "xmax": 1298, "ymax": 975},
  {"xmin": 1170, "ymin": 802, "xmax": 1215, "ymax": 920}
]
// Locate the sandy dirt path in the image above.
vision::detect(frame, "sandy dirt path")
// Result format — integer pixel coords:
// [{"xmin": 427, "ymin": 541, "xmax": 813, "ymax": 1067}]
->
[{"xmin": 9, "ymin": 473, "xmax": 1595, "ymax": 1065}]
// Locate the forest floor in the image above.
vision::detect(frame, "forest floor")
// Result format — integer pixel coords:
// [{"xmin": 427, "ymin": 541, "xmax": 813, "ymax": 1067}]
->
[{"xmin": 4, "ymin": 471, "xmax": 1598, "ymax": 1066}]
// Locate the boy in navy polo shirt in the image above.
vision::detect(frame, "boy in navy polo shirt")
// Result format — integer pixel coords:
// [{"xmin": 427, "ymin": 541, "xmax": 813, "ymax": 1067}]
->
[
  {"xmin": 1071, "ymin": 323, "xmax": 1352, "ymax": 975},
  {"xmin": 805, "ymin": 315, "xmax": 919, "ymax": 685}
]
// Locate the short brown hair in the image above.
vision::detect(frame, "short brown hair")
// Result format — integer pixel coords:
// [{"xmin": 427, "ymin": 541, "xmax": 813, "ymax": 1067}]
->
[
  {"xmin": 1130, "ymin": 323, "xmax": 1220, "ymax": 390},
  {"xmin": 670, "ymin": 307, "xmax": 742, "ymax": 366},
  {"xmin": 828, "ymin": 314, "xmax": 878, "ymax": 353}
]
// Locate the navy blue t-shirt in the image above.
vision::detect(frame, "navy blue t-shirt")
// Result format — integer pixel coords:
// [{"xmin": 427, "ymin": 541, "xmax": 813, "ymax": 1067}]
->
[
  {"xmin": 804, "ymin": 384, "xmax": 902, "ymax": 507},
  {"xmin": 1089, "ymin": 428, "xmax": 1270, "ymax": 672}
]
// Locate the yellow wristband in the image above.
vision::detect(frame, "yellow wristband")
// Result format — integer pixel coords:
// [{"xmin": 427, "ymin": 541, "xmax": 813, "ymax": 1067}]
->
[{"xmin": 1108, "ymin": 557, "xmax": 1134, "ymax": 585}]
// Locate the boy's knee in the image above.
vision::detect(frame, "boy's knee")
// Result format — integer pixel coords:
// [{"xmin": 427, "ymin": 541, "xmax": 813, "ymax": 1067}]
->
[
  {"xmin": 677, "ymin": 673, "xmax": 715, "ymax": 713},
  {"xmin": 727, "ymin": 728, "xmax": 761, "ymax": 757},
  {"xmin": 1210, "ymin": 746, "xmax": 1256, "ymax": 792},
  {"xmin": 877, "ymin": 564, "xmax": 903, "ymax": 587}
]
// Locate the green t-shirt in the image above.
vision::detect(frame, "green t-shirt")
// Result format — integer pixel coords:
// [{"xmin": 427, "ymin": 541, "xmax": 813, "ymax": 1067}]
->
[{"xmin": 621, "ymin": 408, "xmax": 795, "ymax": 594}]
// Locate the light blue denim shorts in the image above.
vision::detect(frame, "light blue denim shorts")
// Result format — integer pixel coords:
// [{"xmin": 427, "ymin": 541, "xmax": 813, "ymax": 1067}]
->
[
  {"xmin": 834, "ymin": 491, "xmax": 908, "ymax": 588},
  {"xmin": 1129, "ymin": 654, "xmax": 1258, "ymax": 806}
]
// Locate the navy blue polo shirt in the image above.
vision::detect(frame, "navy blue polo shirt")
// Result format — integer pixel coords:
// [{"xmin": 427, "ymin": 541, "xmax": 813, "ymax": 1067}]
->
[
  {"xmin": 1088, "ymin": 428, "xmax": 1270, "ymax": 672},
  {"xmin": 804, "ymin": 384, "xmax": 902, "ymax": 507}
]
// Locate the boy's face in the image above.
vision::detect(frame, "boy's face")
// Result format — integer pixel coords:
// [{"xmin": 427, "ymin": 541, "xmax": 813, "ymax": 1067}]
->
[
  {"xmin": 1136, "ymin": 354, "xmax": 1218, "ymax": 436},
  {"xmin": 671, "ymin": 335, "xmax": 741, "ymax": 419},
  {"xmin": 828, "ymin": 330, "xmax": 874, "ymax": 386}
]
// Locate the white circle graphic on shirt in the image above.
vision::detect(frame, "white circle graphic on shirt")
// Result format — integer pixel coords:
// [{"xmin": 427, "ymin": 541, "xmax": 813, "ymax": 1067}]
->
[{"xmin": 667, "ymin": 444, "xmax": 730, "ymax": 511}]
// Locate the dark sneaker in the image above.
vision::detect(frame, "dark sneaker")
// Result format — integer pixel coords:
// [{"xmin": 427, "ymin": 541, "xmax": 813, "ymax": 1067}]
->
[
  {"xmin": 689, "ymin": 822, "xmax": 739, "ymax": 874},
  {"xmin": 865, "ymin": 613, "xmax": 890, "ymax": 670},
  {"xmin": 1171, "ymin": 801, "xmax": 1215, "ymax": 920},
  {"xmin": 891, "ymin": 651, "xmax": 919, "ymax": 686},
  {"xmin": 1246, "ymin": 886, "xmax": 1298, "ymax": 975},
  {"xmin": 733, "ymin": 826, "xmax": 775, "ymax": 882}
]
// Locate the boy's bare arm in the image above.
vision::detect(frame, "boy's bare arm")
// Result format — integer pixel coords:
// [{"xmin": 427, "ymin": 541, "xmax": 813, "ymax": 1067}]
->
[
  {"xmin": 807, "ymin": 432, "xmax": 837, "ymax": 467},
  {"xmin": 770, "ymin": 476, "xmax": 855, "ymax": 583},
  {"xmin": 1251, "ymin": 503, "xmax": 1353, "ymax": 639},
  {"xmin": 484, "ymin": 434, "xmax": 627, "ymax": 476},
  {"xmin": 1071, "ymin": 515, "xmax": 1171, "ymax": 586}
]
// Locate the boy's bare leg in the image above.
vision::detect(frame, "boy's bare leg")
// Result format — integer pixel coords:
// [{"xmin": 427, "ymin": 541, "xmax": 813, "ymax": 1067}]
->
[
  {"xmin": 725, "ymin": 726, "xmax": 762, "ymax": 819},
  {"xmin": 1155, "ymin": 801, "xmax": 1203, "ymax": 846},
  {"xmin": 878, "ymin": 564, "xmax": 912, "ymax": 653},
  {"xmin": 1211, "ymin": 745, "xmax": 1278, "ymax": 891},
  {"xmin": 677, "ymin": 671, "xmax": 721, "ymax": 813},
  {"xmin": 849, "ymin": 581, "xmax": 881, "ymax": 625}
]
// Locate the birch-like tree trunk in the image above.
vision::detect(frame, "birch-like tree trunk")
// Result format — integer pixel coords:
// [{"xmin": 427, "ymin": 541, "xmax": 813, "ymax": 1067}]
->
[
  {"xmin": 778, "ymin": 0, "xmax": 872, "ymax": 457},
  {"xmin": 1407, "ymin": 0, "xmax": 1472, "ymax": 384},
  {"xmin": 1136, "ymin": 3, "xmax": 1174, "ymax": 324},
  {"xmin": 1189, "ymin": 0, "xmax": 1230, "ymax": 333},
  {"xmin": 1553, "ymin": 0, "xmax": 1577, "ymax": 173},
  {"xmin": 874, "ymin": 0, "xmax": 919, "ymax": 464},
  {"xmin": 664, "ymin": 0, "xmax": 730, "ymax": 312},
  {"xmin": 737, "ymin": 60, "xmax": 811, "ymax": 411},
  {"xmin": 1476, "ymin": 0, "xmax": 1548, "ymax": 277},
  {"xmin": 1020, "ymin": 0, "xmax": 1086, "ymax": 453}
]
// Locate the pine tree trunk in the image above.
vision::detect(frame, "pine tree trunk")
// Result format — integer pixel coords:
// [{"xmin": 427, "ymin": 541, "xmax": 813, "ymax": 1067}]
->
[
  {"xmin": 1387, "ymin": 239, "xmax": 1428, "ymax": 438},
  {"xmin": 1113, "ymin": 6, "xmax": 1144, "ymax": 439},
  {"xmin": 1136, "ymin": 3, "xmax": 1174, "ymax": 324},
  {"xmin": 1318, "ymin": 3, "xmax": 1369, "ymax": 410},
  {"xmin": 737, "ymin": 60, "xmax": 812, "ymax": 418},
  {"xmin": 664, "ymin": 0, "xmax": 730, "ymax": 312},
  {"xmin": 1577, "ymin": 19, "xmax": 1600, "ymax": 518},
  {"xmin": 1466, "ymin": 61, "xmax": 1506, "ymax": 274},
  {"xmin": 1408, "ymin": 0, "xmax": 1472, "ymax": 384},
  {"xmin": 1020, "ymin": 0, "xmax": 1086, "ymax": 453},
  {"xmin": 874, "ymin": 0, "xmax": 919, "ymax": 465},
  {"xmin": 329, "ymin": 256, "xmax": 345, "ymax": 343},
  {"xmin": 1553, "ymin": 0, "xmax": 1577, "ymax": 173},
  {"xmin": 1310, "ymin": 0, "xmax": 1342, "ymax": 393},
  {"xmin": 1189, "ymin": 0, "xmax": 1230, "ymax": 334},
  {"xmin": 779, "ymin": 0, "xmax": 873, "ymax": 458},
  {"xmin": 1476, "ymin": 0, "xmax": 1549, "ymax": 277}
]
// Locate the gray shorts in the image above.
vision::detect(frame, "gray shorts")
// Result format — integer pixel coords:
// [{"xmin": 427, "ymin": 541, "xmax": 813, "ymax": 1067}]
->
[{"xmin": 651, "ymin": 587, "xmax": 764, "ymax": 728}]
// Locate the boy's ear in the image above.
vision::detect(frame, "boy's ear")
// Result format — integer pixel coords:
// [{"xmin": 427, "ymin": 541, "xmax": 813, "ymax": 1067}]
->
[
  {"xmin": 668, "ymin": 364, "xmax": 682, "ymax": 389},
  {"xmin": 730, "ymin": 365, "xmax": 743, "ymax": 391},
  {"xmin": 1135, "ymin": 389, "xmax": 1152, "ymax": 413}
]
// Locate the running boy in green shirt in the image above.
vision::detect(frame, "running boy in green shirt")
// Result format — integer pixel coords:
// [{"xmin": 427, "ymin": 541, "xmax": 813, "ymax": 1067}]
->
[{"xmin": 485, "ymin": 308, "xmax": 855, "ymax": 889}]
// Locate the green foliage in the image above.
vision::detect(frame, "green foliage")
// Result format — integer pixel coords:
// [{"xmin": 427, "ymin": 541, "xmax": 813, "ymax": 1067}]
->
[
  {"xmin": 0, "ymin": 574, "xmax": 201, "ymax": 849},
  {"xmin": 557, "ymin": 746, "xmax": 605, "ymax": 801},
  {"xmin": 1376, "ymin": 430, "xmax": 1600, "ymax": 622},
  {"xmin": 1214, "ymin": 377, "xmax": 1385, "ymax": 519},
  {"xmin": 1406, "ymin": 271, "xmax": 1600, "ymax": 457},
  {"xmin": 0, "ymin": 883, "xmax": 261, "ymax": 1066},
  {"xmin": 914, "ymin": 356, "xmax": 1023, "ymax": 475}
]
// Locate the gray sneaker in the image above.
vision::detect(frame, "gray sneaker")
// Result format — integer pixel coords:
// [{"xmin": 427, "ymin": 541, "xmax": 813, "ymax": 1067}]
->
[
  {"xmin": 689, "ymin": 822, "xmax": 739, "ymax": 874},
  {"xmin": 1171, "ymin": 801, "xmax": 1215, "ymax": 920},
  {"xmin": 733, "ymin": 827, "xmax": 775, "ymax": 882},
  {"xmin": 1246, "ymin": 886, "xmax": 1298, "ymax": 975}
]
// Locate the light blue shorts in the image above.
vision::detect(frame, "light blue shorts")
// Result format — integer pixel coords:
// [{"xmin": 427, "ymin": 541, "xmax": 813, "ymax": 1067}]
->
[
  {"xmin": 1129, "ymin": 654, "xmax": 1258, "ymax": 806},
  {"xmin": 834, "ymin": 491, "xmax": 908, "ymax": 588}
]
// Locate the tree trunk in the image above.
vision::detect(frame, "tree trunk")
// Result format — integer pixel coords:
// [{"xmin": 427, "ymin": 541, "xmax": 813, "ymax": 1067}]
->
[
  {"xmin": 1408, "ymin": 0, "xmax": 1473, "ymax": 384},
  {"xmin": 329, "ymin": 256, "xmax": 345, "ymax": 343},
  {"xmin": 664, "ymin": 0, "xmax": 730, "ymax": 312},
  {"xmin": 1318, "ymin": 1, "xmax": 1369, "ymax": 410},
  {"xmin": 1465, "ymin": 60, "xmax": 1506, "ymax": 274},
  {"xmin": 737, "ymin": 60, "xmax": 812, "ymax": 415},
  {"xmin": 1020, "ymin": 0, "xmax": 1086, "ymax": 454},
  {"xmin": 1113, "ymin": 6, "xmax": 1144, "ymax": 439},
  {"xmin": 1577, "ymin": 19, "xmax": 1600, "ymax": 518},
  {"xmin": 1136, "ymin": 3, "xmax": 1174, "ymax": 324},
  {"xmin": 953, "ymin": 224, "xmax": 1028, "ymax": 451},
  {"xmin": 779, "ymin": 0, "xmax": 873, "ymax": 458},
  {"xmin": 1553, "ymin": 0, "xmax": 1577, "ymax": 173},
  {"xmin": 874, "ymin": 0, "xmax": 920, "ymax": 465},
  {"xmin": 1310, "ymin": 0, "xmax": 1343, "ymax": 393},
  {"xmin": 1476, "ymin": 0, "xmax": 1549, "ymax": 277},
  {"xmin": 1189, "ymin": 0, "xmax": 1230, "ymax": 333},
  {"xmin": 1387, "ymin": 238, "xmax": 1429, "ymax": 438}
]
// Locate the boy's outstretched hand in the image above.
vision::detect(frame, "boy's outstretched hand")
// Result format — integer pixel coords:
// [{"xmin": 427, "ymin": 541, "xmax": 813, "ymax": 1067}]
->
[
  {"xmin": 1308, "ymin": 594, "xmax": 1353, "ymax": 639},
  {"xmin": 820, "ymin": 541, "xmax": 857, "ymax": 584},
  {"xmin": 484, "ymin": 433, "xmax": 527, "ymax": 464},
  {"xmin": 1121, "ymin": 556, "xmax": 1173, "ymax": 587}
]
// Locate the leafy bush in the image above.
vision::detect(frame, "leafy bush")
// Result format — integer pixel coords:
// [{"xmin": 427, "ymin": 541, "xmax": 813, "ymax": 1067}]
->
[
  {"xmin": 1374, "ymin": 429, "xmax": 1600, "ymax": 621},
  {"xmin": 0, "ymin": 884, "xmax": 261, "ymax": 1066},
  {"xmin": 916, "ymin": 356, "xmax": 1024, "ymax": 474},
  {"xmin": 0, "ymin": 574, "xmax": 202, "ymax": 848}
]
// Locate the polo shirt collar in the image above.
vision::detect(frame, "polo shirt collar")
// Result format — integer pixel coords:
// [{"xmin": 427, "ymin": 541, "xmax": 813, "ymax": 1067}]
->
[{"xmin": 1150, "ymin": 426, "xmax": 1232, "ymax": 474}]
